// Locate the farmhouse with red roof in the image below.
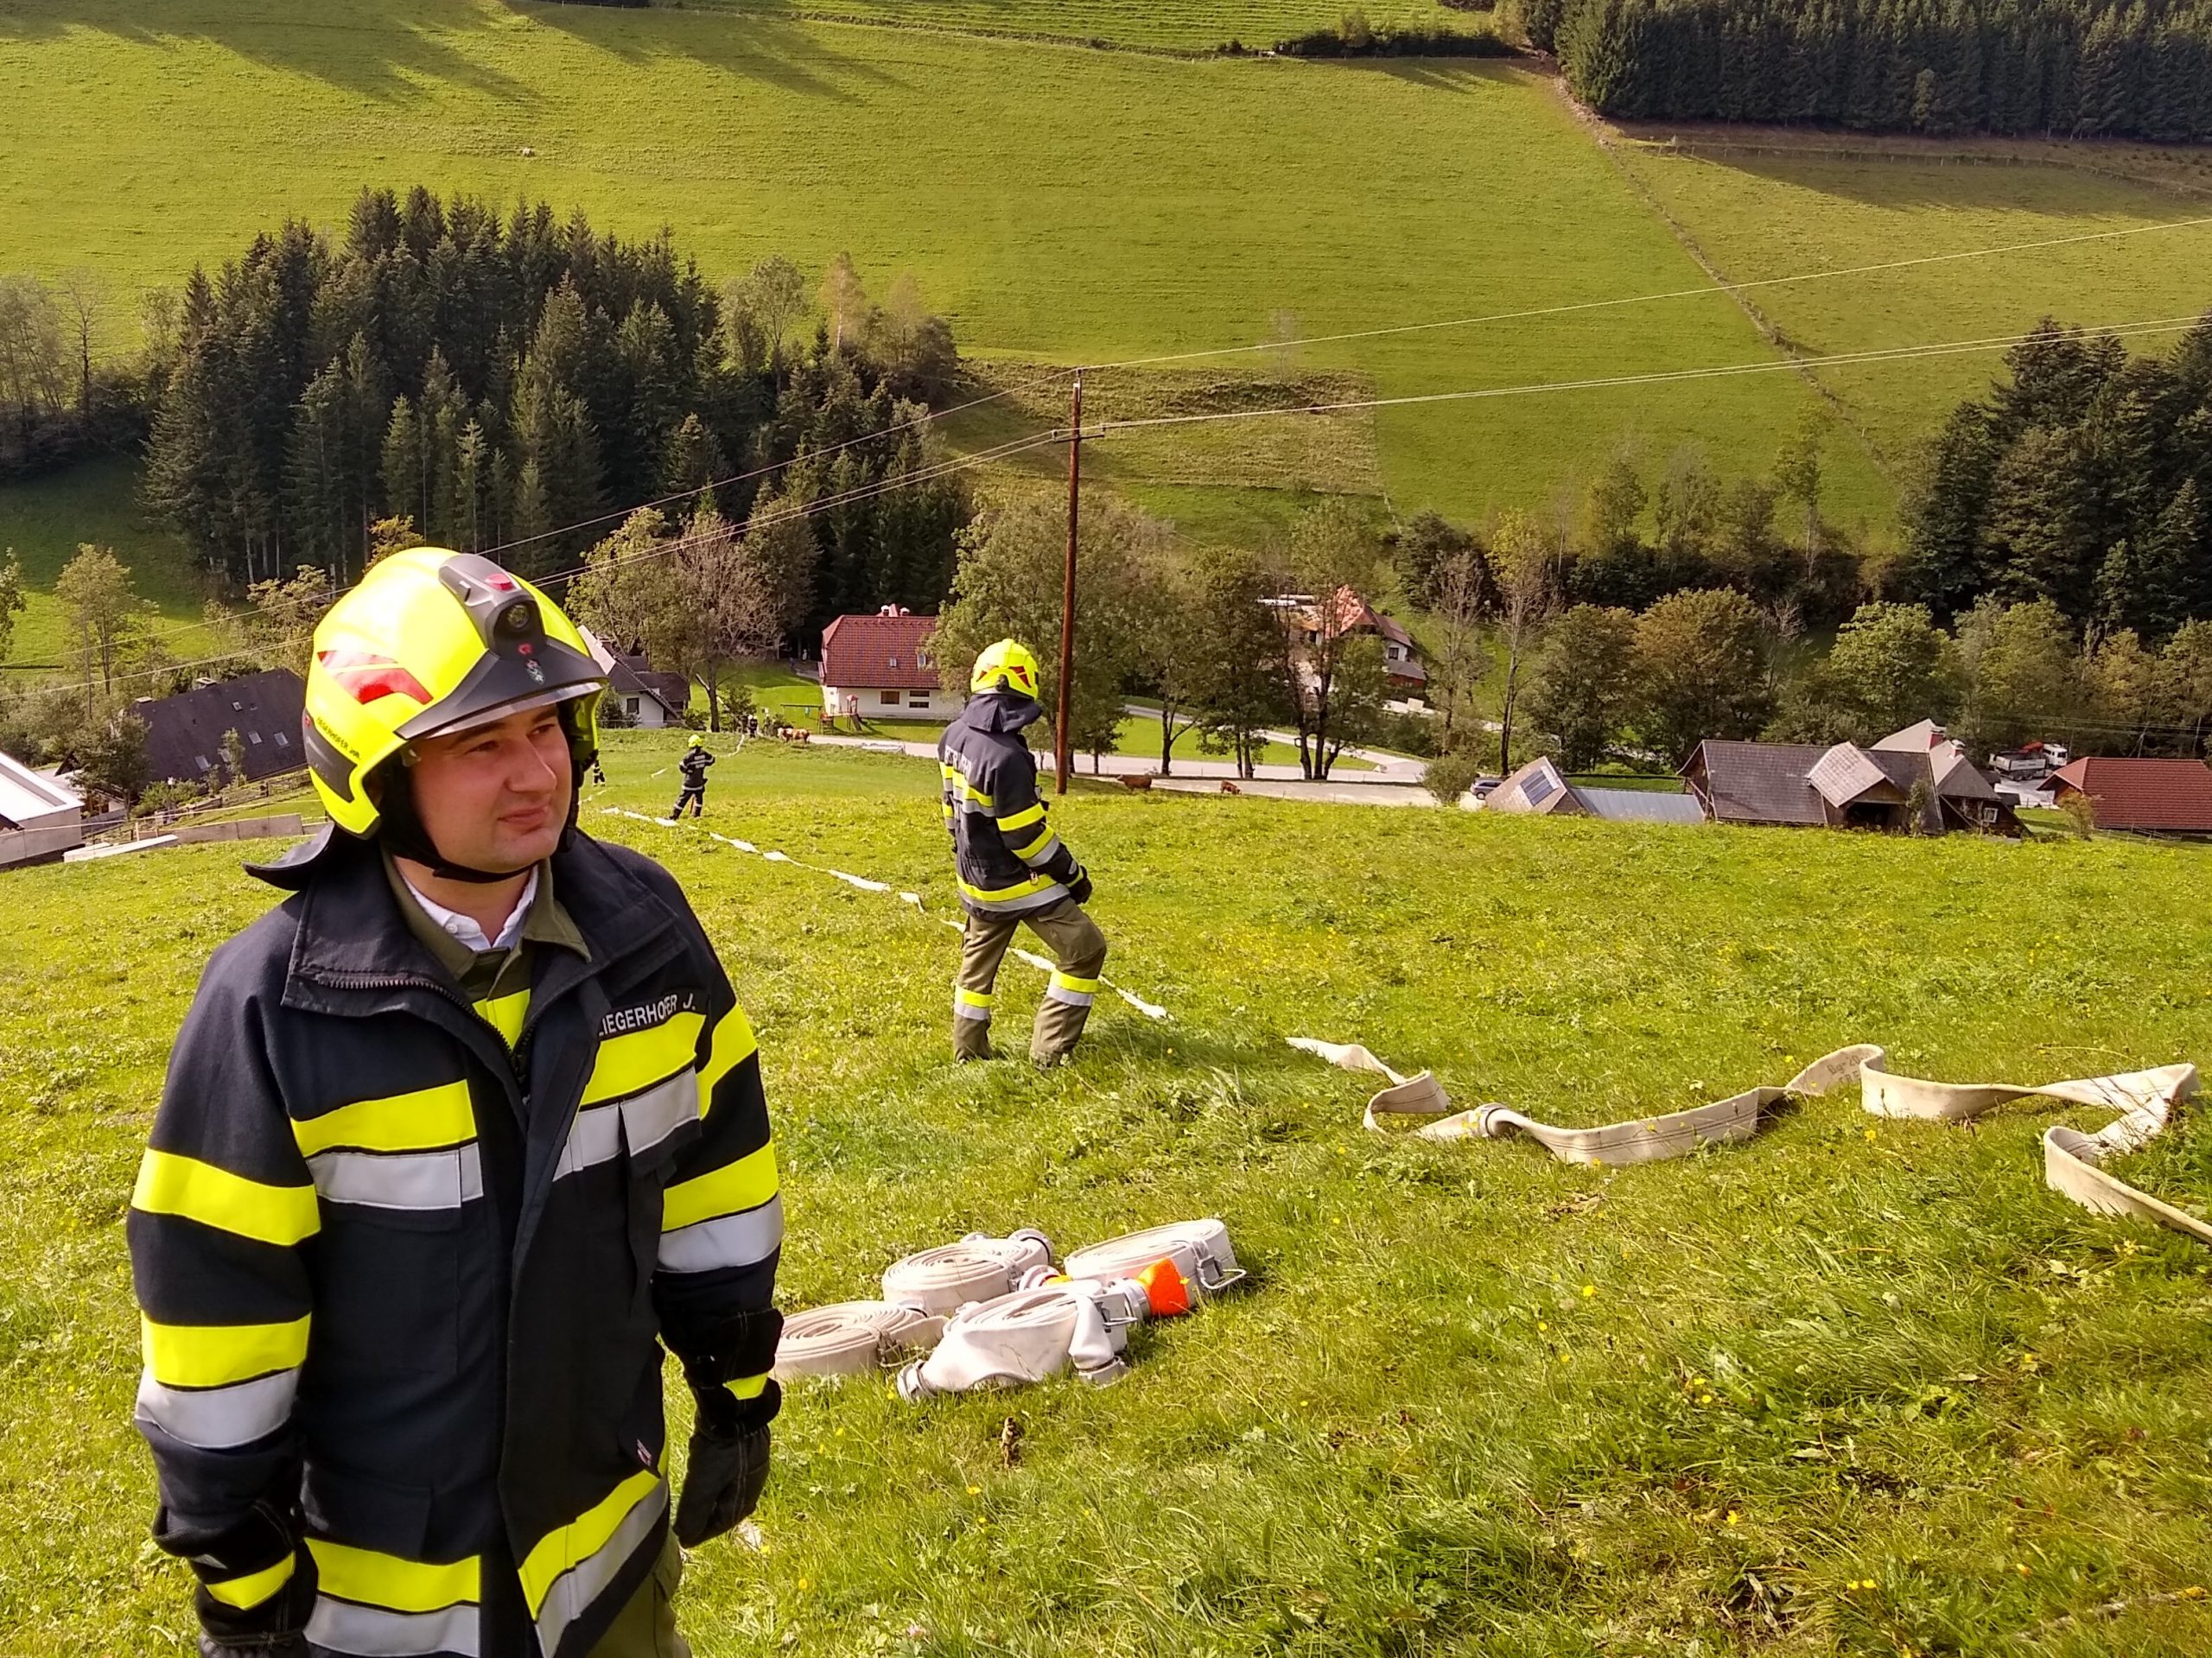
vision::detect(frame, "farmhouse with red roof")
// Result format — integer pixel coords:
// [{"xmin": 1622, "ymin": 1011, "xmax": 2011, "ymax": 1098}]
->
[
  {"xmin": 820, "ymin": 609, "xmax": 960, "ymax": 721},
  {"xmin": 2049, "ymin": 756, "xmax": 2212, "ymax": 835}
]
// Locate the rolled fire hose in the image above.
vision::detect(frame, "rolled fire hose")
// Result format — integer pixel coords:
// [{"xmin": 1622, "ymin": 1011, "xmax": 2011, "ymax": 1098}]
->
[
  {"xmin": 1064, "ymin": 1219, "xmax": 1247, "ymax": 1306},
  {"xmin": 881, "ymin": 1229, "xmax": 1055, "ymax": 1315},
  {"xmin": 772, "ymin": 1301, "xmax": 946, "ymax": 1381},
  {"xmin": 1293, "ymin": 1038, "xmax": 2212, "ymax": 1247},
  {"xmin": 896, "ymin": 1277, "xmax": 1147, "ymax": 1401}
]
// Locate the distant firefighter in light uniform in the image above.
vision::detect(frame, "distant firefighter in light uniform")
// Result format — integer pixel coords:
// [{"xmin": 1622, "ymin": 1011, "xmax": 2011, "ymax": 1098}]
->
[{"xmin": 938, "ymin": 639, "xmax": 1107, "ymax": 1066}]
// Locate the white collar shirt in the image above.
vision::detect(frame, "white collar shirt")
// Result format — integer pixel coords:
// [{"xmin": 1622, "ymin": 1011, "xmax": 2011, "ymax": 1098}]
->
[{"xmin": 399, "ymin": 867, "xmax": 538, "ymax": 955}]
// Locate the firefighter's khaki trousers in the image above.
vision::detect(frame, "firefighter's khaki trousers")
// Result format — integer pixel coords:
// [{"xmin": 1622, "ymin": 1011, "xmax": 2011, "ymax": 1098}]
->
[
  {"xmin": 954, "ymin": 897, "xmax": 1109, "ymax": 1065},
  {"xmin": 587, "ymin": 1533, "xmax": 687, "ymax": 1657}
]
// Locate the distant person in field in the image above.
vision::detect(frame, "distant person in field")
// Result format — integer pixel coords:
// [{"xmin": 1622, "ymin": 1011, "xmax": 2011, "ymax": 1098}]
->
[
  {"xmin": 671, "ymin": 734, "xmax": 715, "ymax": 819},
  {"xmin": 127, "ymin": 549, "xmax": 782, "ymax": 1658},
  {"xmin": 938, "ymin": 638, "xmax": 1106, "ymax": 1066}
]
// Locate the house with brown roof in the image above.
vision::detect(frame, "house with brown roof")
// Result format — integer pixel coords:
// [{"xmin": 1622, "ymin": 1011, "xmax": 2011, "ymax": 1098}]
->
[
  {"xmin": 580, "ymin": 628, "xmax": 690, "ymax": 727},
  {"xmin": 2049, "ymin": 756, "xmax": 2212, "ymax": 835},
  {"xmin": 1277, "ymin": 588, "xmax": 1427, "ymax": 693},
  {"xmin": 1681, "ymin": 723, "xmax": 2017, "ymax": 835},
  {"xmin": 820, "ymin": 609, "xmax": 959, "ymax": 721}
]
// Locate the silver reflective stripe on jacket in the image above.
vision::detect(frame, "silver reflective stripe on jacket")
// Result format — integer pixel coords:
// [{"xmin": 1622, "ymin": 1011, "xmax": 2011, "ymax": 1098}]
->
[
  {"xmin": 308, "ymin": 1595, "xmax": 480, "ymax": 1657},
  {"xmin": 556, "ymin": 1070, "xmax": 698, "ymax": 1182},
  {"xmin": 532, "ymin": 1481, "xmax": 669, "ymax": 1657},
  {"xmin": 135, "ymin": 1368, "xmax": 299, "ymax": 1451},
  {"xmin": 658, "ymin": 1192, "xmax": 785, "ymax": 1274},
  {"xmin": 308, "ymin": 1145, "xmax": 485, "ymax": 1211}
]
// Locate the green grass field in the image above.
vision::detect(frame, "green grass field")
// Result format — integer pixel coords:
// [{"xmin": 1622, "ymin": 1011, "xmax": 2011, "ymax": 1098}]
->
[
  {"xmin": 1608, "ymin": 137, "xmax": 2212, "ymax": 484},
  {"xmin": 666, "ymin": 0, "xmax": 1492, "ymax": 53},
  {"xmin": 3, "ymin": 727, "xmax": 2209, "ymax": 1655},
  {"xmin": 5, "ymin": 0, "xmax": 2209, "ymax": 641},
  {"xmin": 0, "ymin": 457, "xmax": 214, "ymax": 672},
  {"xmin": 0, "ymin": 0, "xmax": 1875, "ymax": 547}
]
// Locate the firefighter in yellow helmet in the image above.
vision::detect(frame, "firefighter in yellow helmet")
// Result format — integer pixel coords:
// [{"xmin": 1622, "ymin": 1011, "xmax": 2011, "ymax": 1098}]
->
[
  {"xmin": 129, "ymin": 549, "xmax": 781, "ymax": 1658},
  {"xmin": 938, "ymin": 638, "xmax": 1107, "ymax": 1065}
]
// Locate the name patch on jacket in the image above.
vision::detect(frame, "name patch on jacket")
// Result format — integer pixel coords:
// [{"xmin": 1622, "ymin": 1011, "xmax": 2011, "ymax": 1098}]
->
[{"xmin": 600, "ymin": 991, "xmax": 701, "ymax": 1039}]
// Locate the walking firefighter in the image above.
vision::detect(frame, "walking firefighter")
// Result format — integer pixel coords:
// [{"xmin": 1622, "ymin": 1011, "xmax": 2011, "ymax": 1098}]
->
[
  {"xmin": 938, "ymin": 639, "xmax": 1108, "ymax": 1067},
  {"xmin": 127, "ymin": 549, "xmax": 782, "ymax": 1658},
  {"xmin": 670, "ymin": 734, "xmax": 715, "ymax": 819}
]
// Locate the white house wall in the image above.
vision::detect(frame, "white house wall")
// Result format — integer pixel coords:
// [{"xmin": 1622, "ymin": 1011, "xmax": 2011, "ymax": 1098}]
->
[{"xmin": 823, "ymin": 686, "xmax": 963, "ymax": 721}]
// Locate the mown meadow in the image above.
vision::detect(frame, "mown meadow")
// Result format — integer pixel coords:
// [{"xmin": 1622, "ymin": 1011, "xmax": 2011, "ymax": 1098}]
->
[
  {"xmin": 3, "ymin": 727, "xmax": 2208, "ymax": 1655},
  {"xmin": 7, "ymin": 0, "xmax": 2207, "ymax": 585}
]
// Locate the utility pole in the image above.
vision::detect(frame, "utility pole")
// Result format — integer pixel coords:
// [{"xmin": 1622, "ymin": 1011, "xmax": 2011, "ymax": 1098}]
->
[{"xmin": 1055, "ymin": 370, "xmax": 1083, "ymax": 796}]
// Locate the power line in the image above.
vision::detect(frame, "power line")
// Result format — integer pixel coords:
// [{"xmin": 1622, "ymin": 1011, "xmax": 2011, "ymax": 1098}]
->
[
  {"xmin": 1077, "ymin": 316, "xmax": 2210, "ymax": 440},
  {"xmin": 86, "ymin": 213, "xmax": 2212, "ymax": 658},
  {"xmin": 101, "ymin": 364, "xmax": 1072, "ymax": 657},
  {"xmin": 475, "ymin": 365, "xmax": 1068, "ymax": 562},
  {"xmin": 26, "ymin": 429, "xmax": 1071, "ymax": 703},
  {"xmin": 1084, "ymin": 214, "xmax": 2212, "ymax": 373}
]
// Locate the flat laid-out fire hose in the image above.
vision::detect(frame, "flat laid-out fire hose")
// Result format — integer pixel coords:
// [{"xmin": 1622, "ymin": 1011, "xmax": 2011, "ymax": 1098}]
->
[
  {"xmin": 773, "ymin": 1302, "xmax": 946, "ymax": 1381},
  {"xmin": 773, "ymin": 1222, "xmax": 1247, "ymax": 1393},
  {"xmin": 1290, "ymin": 1039, "xmax": 2212, "ymax": 1247}
]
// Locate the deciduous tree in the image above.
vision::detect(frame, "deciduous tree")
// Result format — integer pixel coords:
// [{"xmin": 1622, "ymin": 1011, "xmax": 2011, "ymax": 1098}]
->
[{"xmin": 1631, "ymin": 587, "xmax": 1774, "ymax": 763}]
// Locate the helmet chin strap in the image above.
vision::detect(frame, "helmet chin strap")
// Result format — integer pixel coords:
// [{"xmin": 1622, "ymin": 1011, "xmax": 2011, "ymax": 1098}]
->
[{"xmin": 374, "ymin": 760, "xmax": 537, "ymax": 885}]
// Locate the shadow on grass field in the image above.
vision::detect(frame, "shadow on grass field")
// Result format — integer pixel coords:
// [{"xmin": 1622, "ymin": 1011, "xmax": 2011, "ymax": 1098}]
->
[{"xmin": 3, "ymin": 727, "xmax": 2209, "ymax": 1654}]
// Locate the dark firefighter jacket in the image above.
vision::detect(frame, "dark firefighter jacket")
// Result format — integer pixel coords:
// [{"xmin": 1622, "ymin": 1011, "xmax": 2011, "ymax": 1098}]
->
[
  {"xmin": 127, "ymin": 826, "xmax": 782, "ymax": 1658},
  {"xmin": 677, "ymin": 748, "xmax": 715, "ymax": 789},
  {"xmin": 938, "ymin": 693, "xmax": 1084, "ymax": 915}
]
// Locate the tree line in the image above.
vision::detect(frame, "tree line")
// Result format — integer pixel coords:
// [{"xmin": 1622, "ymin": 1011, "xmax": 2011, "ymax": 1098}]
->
[
  {"xmin": 0, "ymin": 269, "xmax": 147, "ymax": 479},
  {"xmin": 1899, "ymin": 315, "xmax": 2212, "ymax": 640},
  {"xmin": 138, "ymin": 187, "xmax": 963, "ymax": 628},
  {"xmin": 1535, "ymin": 0, "xmax": 2212, "ymax": 140},
  {"xmin": 933, "ymin": 492, "xmax": 1416, "ymax": 782}
]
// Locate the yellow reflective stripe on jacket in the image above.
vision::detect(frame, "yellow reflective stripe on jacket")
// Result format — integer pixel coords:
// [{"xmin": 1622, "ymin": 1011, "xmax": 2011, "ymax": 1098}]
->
[
  {"xmin": 292, "ymin": 1080, "xmax": 475, "ymax": 1158},
  {"xmin": 519, "ymin": 1470, "xmax": 662, "ymax": 1617},
  {"xmin": 662, "ymin": 1143, "xmax": 778, "ymax": 1233},
  {"xmin": 939, "ymin": 761, "xmax": 992, "ymax": 810},
  {"xmin": 476, "ymin": 988, "xmax": 531, "ymax": 1049},
  {"xmin": 307, "ymin": 1538, "xmax": 480, "ymax": 1614},
  {"xmin": 996, "ymin": 803, "xmax": 1046, "ymax": 835},
  {"xmin": 582, "ymin": 1011, "xmax": 706, "ymax": 1106},
  {"xmin": 1011, "ymin": 828, "xmax": 1058, "ymax": 861},
  {"xmin": 958, "ymin": 872, "xmax": 1060, "ymax": 904},
  {"xmin": 131, "ymin": 1150, "xmax": 320, "ymax": 1247},
  {"xmin": 728, "ymin": 1373, "xmax": 768, "ymax": 1402},
  {"xmin": 696, "ymin": 1006, "xmax": 760, "ymax": 1114},
  {"xmin": 205, "ymin": 1552, "xmax": 297, "ymax": 1610},
  {"xmin": 141, "ymin": 1313, "xmax": 311, "ymax": 1390}
]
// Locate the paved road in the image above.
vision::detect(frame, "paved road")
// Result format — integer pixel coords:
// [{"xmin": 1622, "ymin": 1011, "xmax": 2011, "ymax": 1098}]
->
[{"xmin": 810, "ymin": 732, "xmax": 1438, "ymax": 799}]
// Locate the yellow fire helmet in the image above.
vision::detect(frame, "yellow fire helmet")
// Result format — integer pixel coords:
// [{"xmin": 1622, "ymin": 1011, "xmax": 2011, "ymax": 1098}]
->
[
  {"xmin": 303, "ymin": 549, "xmax": 607, "ymax": 842},
  {"xmin": 970, "ymin": 638, "xmax": 1042, "ymax": 700}
]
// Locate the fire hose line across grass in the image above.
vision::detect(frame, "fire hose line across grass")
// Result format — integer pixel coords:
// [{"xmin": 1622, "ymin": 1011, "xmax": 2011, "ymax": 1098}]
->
[{"xmin": 1289, "ymin": 1038, "xmax": 2212, "ymax": 1249}]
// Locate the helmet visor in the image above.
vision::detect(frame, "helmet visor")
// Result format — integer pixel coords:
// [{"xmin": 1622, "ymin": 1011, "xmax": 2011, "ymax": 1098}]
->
[{"xmin": 416, "ymin": 682, "xmax": 598, "ymax": 743}]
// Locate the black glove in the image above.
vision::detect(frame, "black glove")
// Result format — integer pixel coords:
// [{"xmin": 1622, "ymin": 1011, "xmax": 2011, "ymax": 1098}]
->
[
  {"xmin": 1066, "ymin": 871, "xmax": 1094, "ymax": 905},
  {"xmin": 674, "ymin": 1380, "xmax": 779, "ymax": 1547},
  {"xmin": 200, "ymin": 1637, "xmax": 307, "ymax": 1657}
]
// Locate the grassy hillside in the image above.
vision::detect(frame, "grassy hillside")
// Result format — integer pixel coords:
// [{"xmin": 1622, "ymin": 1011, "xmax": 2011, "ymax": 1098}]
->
[
  {"xmin": 0, "ymin": 457, "xmax": 214, "ymax": 672},
  {"xmin": 666, "ymin": 0, "xmax": 1492, "ymax": 52},
  {"xmin": 3, "ymin": 728, "xmax": 2209, "ymax": 1655},
  {"xmin": 0, "ymin": 0, "xmax": 1872, "ymax": 539},
  {"xmin": 1608, "ymin": 135, "xmax": 2212, "ymax": 481}
]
